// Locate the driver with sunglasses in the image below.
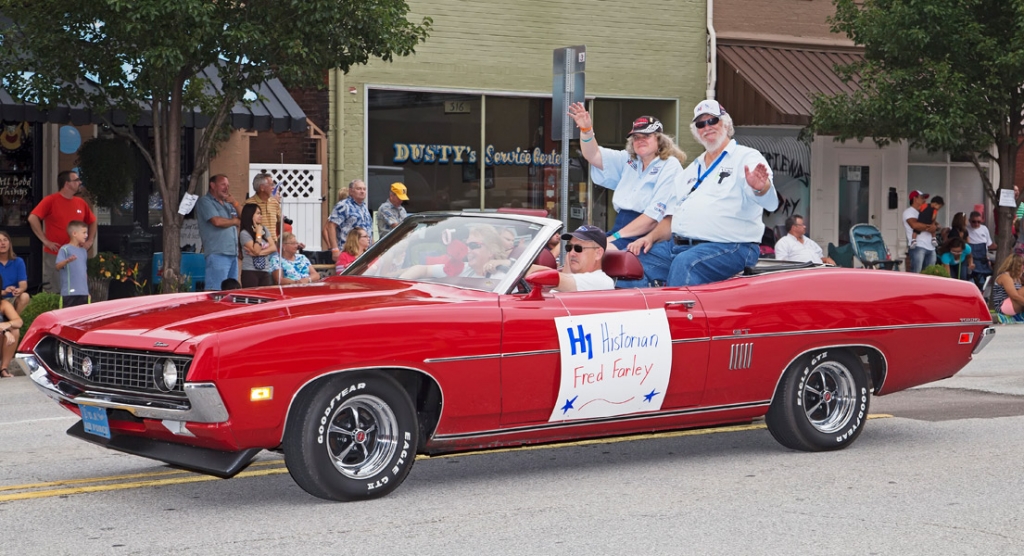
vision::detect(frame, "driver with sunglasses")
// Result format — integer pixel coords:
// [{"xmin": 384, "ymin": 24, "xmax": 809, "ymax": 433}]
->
[
  {"xmin": 527, "ymin": 225, "xmax": 614, "ymax": 292},
  {"xmin": 621, "ymin": 100, "xmax": 778, "ymax": 287}
]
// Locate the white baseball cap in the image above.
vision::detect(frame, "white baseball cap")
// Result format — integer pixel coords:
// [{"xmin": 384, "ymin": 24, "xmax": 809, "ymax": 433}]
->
[{"xmin": 693, "ymin": 99, "xmax": 727, "ymax": 121}]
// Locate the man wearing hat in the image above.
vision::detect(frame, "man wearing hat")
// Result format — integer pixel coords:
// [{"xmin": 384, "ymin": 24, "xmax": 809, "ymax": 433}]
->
[
  {"xmin": 622, "ymin": 100, "xmax": 778, "ymax": 287},
  {"xmin": 376, "ymin": 182, "xmax": 410, "ymax": 240},
  {"xmin": 903, "ymin": 189, "xmax": 939, "ymax": 273},
  {"xmin": 527, "ymin": 225, "xmax": 613, "ymax": 292},
  {"xmin": 567, "ymin": 102, "xmax": 687, "ymax": 250}
]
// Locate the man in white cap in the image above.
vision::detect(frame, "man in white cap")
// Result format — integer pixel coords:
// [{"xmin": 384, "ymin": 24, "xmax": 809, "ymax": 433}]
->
[
  {"xmin": 376, "ymin": 182, "xmax": 409, "ymax": 239},
  {"xmin": 622, "ymin": 100, "xmax": 778, "ymax": 287}
]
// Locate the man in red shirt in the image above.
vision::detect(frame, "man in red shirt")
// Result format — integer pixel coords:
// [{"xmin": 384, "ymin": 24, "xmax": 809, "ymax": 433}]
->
[{"xmin": 28, "ymin": 170, "xmax": 97, "ymax": 293}]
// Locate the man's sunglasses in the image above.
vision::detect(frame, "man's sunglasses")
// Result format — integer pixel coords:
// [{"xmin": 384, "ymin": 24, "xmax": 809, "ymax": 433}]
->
[
  {"xmin": 566, "ymin": 243, "xmax": 599, "ymax": 253},
  {"xmin": 694, "ymin": 116, "xmax": 720, "ymax": 129},
  {"xmin": 970, "ymin": 220, "xmax": 981, "ymax": 224}
]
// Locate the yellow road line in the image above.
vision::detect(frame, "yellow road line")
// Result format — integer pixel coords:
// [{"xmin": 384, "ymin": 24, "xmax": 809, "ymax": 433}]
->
[{"xmin": 0, "ymin": 415, "xmax": 893, "ymax": 502}]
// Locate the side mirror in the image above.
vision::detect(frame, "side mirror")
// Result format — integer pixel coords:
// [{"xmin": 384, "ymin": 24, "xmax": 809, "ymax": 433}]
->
[{"xmin": 523, "ymin": 269, "xmax": 560, "ymax": 301}]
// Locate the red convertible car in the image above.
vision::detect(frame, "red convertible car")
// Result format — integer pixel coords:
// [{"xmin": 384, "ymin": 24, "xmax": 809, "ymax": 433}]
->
[{"xmin": 18, "ymin": 212, "xmax": 994, "ymax": 501}]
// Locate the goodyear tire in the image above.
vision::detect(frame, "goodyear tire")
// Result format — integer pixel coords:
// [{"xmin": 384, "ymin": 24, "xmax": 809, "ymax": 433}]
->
[
  {"xmin": 765, "ymin": 349, "xmax": 870, "ymax": 452},
  {"xmin": 284, "ymin": 373, "xmax": 418, "ymax": 501}
]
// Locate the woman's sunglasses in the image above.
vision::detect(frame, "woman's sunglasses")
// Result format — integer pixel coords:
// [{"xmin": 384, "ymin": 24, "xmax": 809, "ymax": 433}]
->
[{"xmin": 694, "ymin": 116, "xmax": 720, "ymax": 129}]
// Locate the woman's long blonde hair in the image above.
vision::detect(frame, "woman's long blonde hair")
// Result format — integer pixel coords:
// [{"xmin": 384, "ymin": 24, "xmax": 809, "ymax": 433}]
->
[
  {"xmin": 343, "ymin": 227, "xmax": 367, "ymax": 257},
  {"xmin": 997, "ymin": 253, "xmax": 1024, "ymax": 280}
]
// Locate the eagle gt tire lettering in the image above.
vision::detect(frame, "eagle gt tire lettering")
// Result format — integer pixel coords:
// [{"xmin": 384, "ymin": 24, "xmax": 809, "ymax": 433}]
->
[
  {"xmin": 765, "ymin": 349, "xmax": 870, "ymax": 452},
  {"xmin": 284, "ymin": 373, "xmax": 419, "ymax": 501}
]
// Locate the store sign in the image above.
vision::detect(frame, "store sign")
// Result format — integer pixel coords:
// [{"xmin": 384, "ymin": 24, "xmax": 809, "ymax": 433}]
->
[{"xmin": 393, "ymin": 142, "xmax": 561, "ymax": 167}]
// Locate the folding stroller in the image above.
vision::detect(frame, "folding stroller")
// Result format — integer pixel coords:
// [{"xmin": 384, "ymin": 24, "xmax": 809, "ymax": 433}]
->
[{"xmin": 849, "ymin": 223, "xmax": 903, "ymax": 270}]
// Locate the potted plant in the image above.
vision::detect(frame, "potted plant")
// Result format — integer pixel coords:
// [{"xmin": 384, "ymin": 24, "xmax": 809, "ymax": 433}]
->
[{"xmin": 87, "ymin": 252, "xmax": 143, "ymax": 301}]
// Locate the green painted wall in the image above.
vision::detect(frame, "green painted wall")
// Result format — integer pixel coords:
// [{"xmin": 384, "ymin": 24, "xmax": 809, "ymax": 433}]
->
[{"xmin": 329, "ymin": 0, "xmax": 707, "ymax": 194}]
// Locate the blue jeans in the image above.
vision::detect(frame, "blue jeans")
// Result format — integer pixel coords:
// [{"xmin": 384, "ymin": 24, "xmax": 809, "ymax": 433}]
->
[
  {"xmin": 618, "ymin": 241, "xmax": 760, "ymax": 287},
  {"xmin": 609, "ymin": 210, "xmax": 643, "ymax": 250},
  {"xmin": 908, "ymin": 247, "xmax": 936, "ymax": 274},
  {"xmin": 205, "ymin": 253, "xmax": 239, "ymax": 291}
]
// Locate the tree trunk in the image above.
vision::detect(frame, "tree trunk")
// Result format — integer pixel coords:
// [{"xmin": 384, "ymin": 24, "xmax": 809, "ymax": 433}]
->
[{"xmin": 994, "ymin": 142, "xmax": 1019, "ymax": 272}]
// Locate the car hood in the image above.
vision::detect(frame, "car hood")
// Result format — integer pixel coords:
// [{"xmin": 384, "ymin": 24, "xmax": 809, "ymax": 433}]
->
[{"xmin": 46, "ymin": 277, "xmax": 491, "ymax": 353}]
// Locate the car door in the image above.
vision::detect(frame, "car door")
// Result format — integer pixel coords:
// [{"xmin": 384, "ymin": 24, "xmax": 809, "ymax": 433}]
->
[{"xmin": 498, "ymin": 287, "xmax": 709, "ymax": 426}]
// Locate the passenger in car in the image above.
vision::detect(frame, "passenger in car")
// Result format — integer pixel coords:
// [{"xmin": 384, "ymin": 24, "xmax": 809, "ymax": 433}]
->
[
  {"xmin": 567, "ymin": 102, "xmax": 686, "ymax": 250},
  {"xmin": 527, "ymin": 225, "xmax": 613, "ymax": 292},
  {"xmin": 621, "ymin": 100, "xmax": 778, "ymax": 287},
  {"xmin": 400, "ymin": 224, "xmax": 507, "ymax": 280}
]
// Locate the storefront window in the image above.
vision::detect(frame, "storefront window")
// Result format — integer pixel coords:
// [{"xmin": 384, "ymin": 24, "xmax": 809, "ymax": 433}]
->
[
  {"xmin": 368, "ymin": 90, "xmax": 481, "ymax": 213},
  {"xmin": 0, "ymin": 121, "xmax": 34, "ymax": 227}
]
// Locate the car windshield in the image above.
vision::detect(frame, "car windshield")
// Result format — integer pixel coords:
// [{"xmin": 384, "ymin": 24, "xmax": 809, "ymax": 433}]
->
[{"xmin": 343, "ymin": 213, "xmax": 559, "ymax": 293}]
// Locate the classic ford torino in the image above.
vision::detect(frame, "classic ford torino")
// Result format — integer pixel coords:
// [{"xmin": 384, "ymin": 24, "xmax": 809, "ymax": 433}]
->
[{"xmin": 18, "ymin": 212, "xmax": 995, "ymax": 501}]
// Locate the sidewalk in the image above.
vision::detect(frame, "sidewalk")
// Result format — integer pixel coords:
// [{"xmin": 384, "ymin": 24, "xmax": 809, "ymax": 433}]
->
[{"xmin": 917, "ymin": 322, "xmax": 1024, "ymax": 396}]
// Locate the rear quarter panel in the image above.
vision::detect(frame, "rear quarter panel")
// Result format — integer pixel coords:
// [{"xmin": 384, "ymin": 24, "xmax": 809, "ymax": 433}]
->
[{"xmin": 694, "ymin": 268, "xmax": 990, "ymax": 407}]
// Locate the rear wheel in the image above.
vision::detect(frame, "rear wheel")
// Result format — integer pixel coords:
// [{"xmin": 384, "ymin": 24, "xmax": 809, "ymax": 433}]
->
[
  {"xmin": 284, "ymin": 373, "xmax": 418, "ymax": 501},
  {"xmin": 766, "ymin": 349, "xmax": 870, "ymax": 452}
]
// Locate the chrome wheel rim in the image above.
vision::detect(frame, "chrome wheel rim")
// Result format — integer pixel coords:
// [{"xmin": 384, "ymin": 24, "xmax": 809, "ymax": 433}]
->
[
  {"xmin": 802, "ymin": 361, "xmax": 856, "ymax": 434},
  {"xmin": 325, "ymin": 394, "xmax": 399, "ymax": 479}
]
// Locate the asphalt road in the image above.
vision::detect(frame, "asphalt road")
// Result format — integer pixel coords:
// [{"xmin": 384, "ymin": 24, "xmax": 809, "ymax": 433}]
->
[{"xmin": 1, "ymin": 325, "xmax": 1022, "ymax": 555}]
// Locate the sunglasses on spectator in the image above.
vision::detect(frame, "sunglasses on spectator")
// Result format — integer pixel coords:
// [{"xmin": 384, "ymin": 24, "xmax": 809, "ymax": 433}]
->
[
  {"xmin": 694, "ymin": 116, "xmax": 720, "ymax": 129},
  {"xmin": 566, "ymin": 243, "xmax": 600, "ymax": 253},
  {"xmin": 466, "ymin": 242, "xmax": 485, "ymax": 250}
]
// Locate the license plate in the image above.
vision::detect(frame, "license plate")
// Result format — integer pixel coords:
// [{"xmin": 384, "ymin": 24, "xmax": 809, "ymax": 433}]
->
[{"xmin": 80, "ymin": 405, "xmax": 111, "ymax": 439}]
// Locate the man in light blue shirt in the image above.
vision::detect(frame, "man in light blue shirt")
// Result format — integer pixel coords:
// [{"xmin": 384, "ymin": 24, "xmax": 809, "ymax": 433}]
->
[
  {"xmin": 624, "ymin": 100, "xmax": 778, "ymax": 286},
  {"xmin": 196, "ymin": 174, "xmax": 240, "ymax": 290}
]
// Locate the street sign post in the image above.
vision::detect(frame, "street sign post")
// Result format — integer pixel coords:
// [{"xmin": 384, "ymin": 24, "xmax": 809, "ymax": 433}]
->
[{"xmin": 552, "ymin": 45, "xmax": 586, "ymax": 257}]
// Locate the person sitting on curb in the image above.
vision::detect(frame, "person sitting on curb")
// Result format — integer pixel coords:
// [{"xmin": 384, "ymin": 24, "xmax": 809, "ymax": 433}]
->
[{"xmin": 527, "ymin": 225, "xmax": 614, "ymax": 292}]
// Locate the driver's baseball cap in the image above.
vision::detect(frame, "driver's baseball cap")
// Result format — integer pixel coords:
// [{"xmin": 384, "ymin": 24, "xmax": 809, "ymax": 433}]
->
[
  {"xmin": 692, "ymin": 99, "xmax": 727, "ymax": 121},
  {"xmin": 627, "ymin": 116, "xmax": 663, "ymax": 137},
  {"xmin": 561, "ymin": 225, "xmax": 607, "ymax": 250},
  {"xmin": 909, "ymin": 190, "xmax": 930, "ymax": 203}
]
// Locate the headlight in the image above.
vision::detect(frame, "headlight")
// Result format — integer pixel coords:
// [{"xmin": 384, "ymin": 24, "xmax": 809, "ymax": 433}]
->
[
  {"xmin": 65, "ymin": 346, "xmax": 74, "ymax": 370},
  {"xmin": 155, "ymin": 359, "xmax": 178, "ymax": 391},
  {"xmin": 57, "ymin": 343, "xmax": 66, "ymax": 369}
]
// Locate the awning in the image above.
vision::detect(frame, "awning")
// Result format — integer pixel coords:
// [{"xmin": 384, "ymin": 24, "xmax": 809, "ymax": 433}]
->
[
  {"xmin": 717, "ymin": 44, "xmax": 862, "ymax": 126},
  {"xmin": 0, "ymin": 66, "xmax": 307, "ymax": 133}
]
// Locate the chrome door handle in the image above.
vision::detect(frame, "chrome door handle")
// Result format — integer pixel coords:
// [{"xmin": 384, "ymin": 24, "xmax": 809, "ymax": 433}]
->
[{"xmin": 665, "ymin": 300, "xmax": 697, "ymax": 309}]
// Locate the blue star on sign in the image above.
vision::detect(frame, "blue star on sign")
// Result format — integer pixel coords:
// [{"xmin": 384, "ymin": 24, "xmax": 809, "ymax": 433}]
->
[
  {"xmin": 643, "ymin": 389, "xmax": 661, "ymax": 403},
  {"xmin": 561, "ymin": 395, "xmax": 578, "ymax": 414}
]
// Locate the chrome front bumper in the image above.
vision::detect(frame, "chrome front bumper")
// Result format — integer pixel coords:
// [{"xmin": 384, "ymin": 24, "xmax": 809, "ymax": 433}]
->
[
  {"xmin": 973, "ymin": 326, "xmax": 996, "ymax": 355},
  {"xmin": 18, "ymin": 353, "xmax": 229, "ymax": 423}
]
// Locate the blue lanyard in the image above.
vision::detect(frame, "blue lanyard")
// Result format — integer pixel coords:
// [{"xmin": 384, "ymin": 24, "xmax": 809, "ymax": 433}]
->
[{"xmin": 690, "ymin": 150, "xmax": 728, "ymax": 194}]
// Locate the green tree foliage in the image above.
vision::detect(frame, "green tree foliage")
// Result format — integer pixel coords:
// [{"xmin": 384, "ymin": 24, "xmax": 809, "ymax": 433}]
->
[
  {"xmin": 0, "ymin": 1, "xmax": 431, "ymax": 288},
  {"xmin": 809, "ymin": 0, "xmax": 1024, "ymax": 267}
]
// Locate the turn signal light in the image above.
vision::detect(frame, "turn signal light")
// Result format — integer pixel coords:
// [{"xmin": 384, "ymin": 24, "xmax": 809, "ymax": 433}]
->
[
  {"xmin": 958, "ymin": 332, "xmax": 974, "ymax": 345},
  {"xmin": 250, "ymin": 387, "xmax": 274, "ymax": 401}
]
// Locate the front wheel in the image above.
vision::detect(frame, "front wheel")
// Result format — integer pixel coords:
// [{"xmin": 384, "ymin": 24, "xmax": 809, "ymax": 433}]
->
[
  {"xmin": 765, "ymin": 349, "xmax": 870, "ymax": 452},
  {"xmin": 284, "ymin": 373, "xmax": 419, "ymax": 501}
]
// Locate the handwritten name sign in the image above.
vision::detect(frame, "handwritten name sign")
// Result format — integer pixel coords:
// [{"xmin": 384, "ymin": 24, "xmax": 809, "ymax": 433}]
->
[{"xmin": 549, "ymin": 309, "xmax": 672, "ymax": 422}]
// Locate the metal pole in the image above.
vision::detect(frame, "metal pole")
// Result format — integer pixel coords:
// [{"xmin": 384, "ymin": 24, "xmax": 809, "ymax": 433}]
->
[{"xmin": 560, "ymin": 48, "xmax": 572, "ymax": 264}]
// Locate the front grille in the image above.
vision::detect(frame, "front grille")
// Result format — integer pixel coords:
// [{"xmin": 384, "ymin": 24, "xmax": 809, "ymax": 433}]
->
[{"xmin": 44, "ymin": 339, "xmax": 191, "ymax": 396}]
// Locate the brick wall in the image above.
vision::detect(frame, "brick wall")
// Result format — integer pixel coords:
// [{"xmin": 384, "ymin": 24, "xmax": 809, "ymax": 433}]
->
[{"xmin": 249, "ymin": 86, "xmax": 329, "ymax": 165}]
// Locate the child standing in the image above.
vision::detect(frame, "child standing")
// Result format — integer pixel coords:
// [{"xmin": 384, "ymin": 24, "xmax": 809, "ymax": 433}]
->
[
  {"xmin": 55, "ymin": 221, "xmax": 90, "ymax": 307},
  {"xmin": 912, "ymin": 196, "xmax": 944, "ymax": 247}
]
